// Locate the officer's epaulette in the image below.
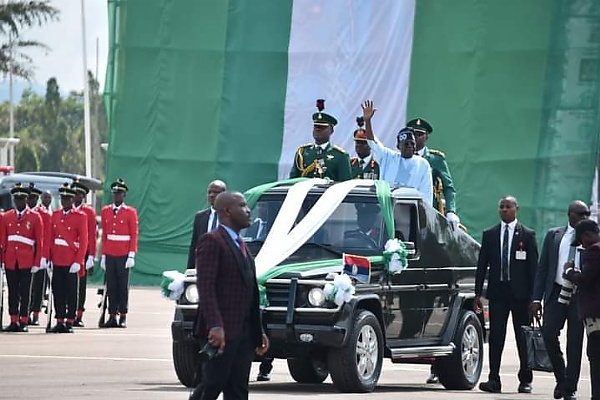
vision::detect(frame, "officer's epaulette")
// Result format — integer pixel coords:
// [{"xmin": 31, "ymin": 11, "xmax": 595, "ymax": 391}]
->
[
  {"xmin": 429, "ymin": 149, "xmax": 445, "ymax": 158},
  {"xmin": 332, "ymin": 145, "xmax": 347, "ymax": 154},
  {"xmin": 299, "ymin": 143, "xmax": 312, "ymax": 149}
]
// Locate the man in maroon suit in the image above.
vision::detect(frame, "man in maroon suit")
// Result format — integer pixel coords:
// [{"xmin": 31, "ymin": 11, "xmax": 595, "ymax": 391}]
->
[{"xmin": 191, "ymin": 191, "xmax": 269, "ymax": 400}]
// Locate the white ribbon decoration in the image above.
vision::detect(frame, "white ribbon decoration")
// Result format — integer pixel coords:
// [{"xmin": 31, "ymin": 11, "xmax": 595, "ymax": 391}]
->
[
  {"xmin": 255, "ymin": 179, "xmax": 375, "ymax": 277},
  {"xmin": 323, "ymin": 273, "xmax": 355, "ymax": 306}
]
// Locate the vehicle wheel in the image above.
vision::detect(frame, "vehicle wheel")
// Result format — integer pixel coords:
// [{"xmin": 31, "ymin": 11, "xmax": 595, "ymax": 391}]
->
[
  {"xmin": 437, "ymin": 310, "xmax": 484, "ymax": 390},
  {"xmin": 172, "ymin": 341, "xmax": 201, "ymax": 388},
  {"xmin": 328, "ymin": 310, "xmax": 383, "ymax": 393},
  {"xmin": 287, "ymin": 357, "xmax": 329, "ymax": 383}
]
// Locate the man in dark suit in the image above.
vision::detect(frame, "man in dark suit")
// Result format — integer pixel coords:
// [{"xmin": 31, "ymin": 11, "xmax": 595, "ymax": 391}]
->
[
  {"xmin": 530, "ymin": 200, "xmax": 589, "ymax": 400},
  {"xmin": 475, "ymin": 195, "xmax": 538, "ymax": 394},
  {"xmin": 191, "ymin": 191, "xmax": 269, "ymax": 400},
  {"xmin": 187, "ymin": 180, "xmax": 226, "ymax": 270}
]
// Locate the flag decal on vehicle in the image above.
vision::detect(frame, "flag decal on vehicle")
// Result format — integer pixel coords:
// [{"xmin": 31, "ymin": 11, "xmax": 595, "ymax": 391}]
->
[{"xmin": 343, "ymin": 254, "xmax": 371, "ymax": 283}]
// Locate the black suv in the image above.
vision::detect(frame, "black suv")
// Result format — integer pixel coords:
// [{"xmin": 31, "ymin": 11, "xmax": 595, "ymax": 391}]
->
[{"xmin": 171, "ymin": 181, "xmax": 484, "ymax": 393}]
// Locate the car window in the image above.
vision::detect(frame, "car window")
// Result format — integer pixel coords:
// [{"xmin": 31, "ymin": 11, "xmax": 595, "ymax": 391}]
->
[{"xmin": 394, "ymin": 202, "xmax": 419, "ymax": 244}]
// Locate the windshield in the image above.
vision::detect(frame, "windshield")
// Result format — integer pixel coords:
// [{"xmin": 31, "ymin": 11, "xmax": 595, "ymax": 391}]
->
[{"xmin": 241, "ymin": 194, "xmax": 385, "ymax": 261}]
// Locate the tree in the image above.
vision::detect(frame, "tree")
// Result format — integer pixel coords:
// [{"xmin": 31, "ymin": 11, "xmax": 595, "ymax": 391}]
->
[{"xmin": 0, "ymin": 1, "xmax": 58, "ymax": 79}]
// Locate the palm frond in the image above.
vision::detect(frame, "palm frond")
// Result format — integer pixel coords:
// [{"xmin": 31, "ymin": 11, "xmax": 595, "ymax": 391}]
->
[{"xmin": 0, "ymin": 1, "xmax": 59, "ymax": 36}]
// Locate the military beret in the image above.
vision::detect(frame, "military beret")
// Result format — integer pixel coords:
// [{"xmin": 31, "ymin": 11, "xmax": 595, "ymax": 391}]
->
[
  {"xmin": 312, "ymin": 99, "xmax": 338, "ymax": 127},
  {"xmin": 11, "ymin": 182, "xmax": 29, "ymax": 197},
  {"xmin": 406, "ymin": 118, "xmax": 433, "ymax": 134}
]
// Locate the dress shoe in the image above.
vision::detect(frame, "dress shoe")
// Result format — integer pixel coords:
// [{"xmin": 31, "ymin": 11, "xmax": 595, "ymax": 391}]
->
[
  {"xmin": 102, "ymin": 317, "xmax": 118, "ymax": 328},
  {"xmin": 553, "ymin": 383, "xmax": 564, "ymax": 399},
  {"xmin": 118, "ymin": 316, "xmax": 127, "ymax": 328},
  {"xmin": 17, "ymin": 324, "xmax": 28, "ymax": 333},
  {"xmin": 73, "ymin": 318, "xmax": 85, "ymax": 327},
  {"xmin": 426, "ymin": 373, "xmax": 439, "ymax": 384},
  {"xmin": 3, "ymin": 322, "xmax": 20, "ymax": 332},
  {"xmin": 563, "ymin": 391, "xmax": 577, "ymax": 400},
  {"xmin": 64, "ymin": 323, "xmax": 74, "ymax": 333},
  {"xmin": 479, "ymin": 380, "xmax": 502, "ymax": 393},
  {"xmin": 49, "ymin": 323, "xmax": 68, "ymax": 333},
  {"xmin": 30, "ymin": 315, "xmax": 40, "ymax": 326},
  {"xmin": 256, "ymin": 372, "xmax": 271, "ymax": 382},
  {"xmin": 518, "ymin": 382, "xmax": 533, "ymax": 394}
]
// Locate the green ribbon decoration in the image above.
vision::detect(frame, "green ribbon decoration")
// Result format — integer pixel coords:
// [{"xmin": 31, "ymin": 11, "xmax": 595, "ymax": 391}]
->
[
  {"xmin": 257, "ymin": 255, "xmax": 385, "ymax": 306},
  {"xmin": 244, "ymin": 177, "xmax": 310, "ymax": 209},
  {"xmin": 374, "ymin": 180, "xmax": 394, "ymax": 239}
]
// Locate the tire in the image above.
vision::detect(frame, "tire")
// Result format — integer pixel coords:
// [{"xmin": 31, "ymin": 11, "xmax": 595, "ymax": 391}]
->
[
  {"xmin": 437, "ymin": 310, "xmax": 484, "ymax": 390},
  {"xmin": 328, "ymin": 310, "xmax": 384, "ymax": 393},
  {"xmin": 172, "ymin": 341, "xmax": 201, "ymax": 388},
  {"xmin": 287, "ymin": 357, "xmax": 329, "ymax": 383}
]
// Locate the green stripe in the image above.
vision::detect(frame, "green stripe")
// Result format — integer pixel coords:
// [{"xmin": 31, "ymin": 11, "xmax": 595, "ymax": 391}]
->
[
  {"xmin": 217, "ymin": 0, "xmax": 294, "ymax": 193},
  {"xmin": 407, "ymin": 0, "xmax": 554, "ymax": 240}
]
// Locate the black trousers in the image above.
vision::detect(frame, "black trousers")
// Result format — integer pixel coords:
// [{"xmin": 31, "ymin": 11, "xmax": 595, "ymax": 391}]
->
[
  {"xmin": 192, "ymin": 332, "xmax": 255, "ymax": 400},
  {"xmin": 259, "ymin": 358, "xmax": 273, "ymax": 375},
  {"xmin": 30, "ymin": 269, "xmax": 47, "ymax": 313},
  {"xmin": 542, "ymin": 283, "xmax": 584, "ymax": 392},
  {"xmin": 588, "ymin": 331, "xmax": 600, "ymax": 400},
  {"xmin": 488, "ymin": 283, "xmax": 533, "ymax": 383},
  {"xmin": 77, "ymin": 274, "xmax": 87, "ymax": 313},
  {"xmin": 105, "ymin": 255, "xmax": 129, "ymax": 315},
  {"xmin": 5, "ymin": 267, "xmax": 32, "ymax": 318},
  {"xmin": 52, "ymin": 266, "xmax": 79, "ymax": 320}
]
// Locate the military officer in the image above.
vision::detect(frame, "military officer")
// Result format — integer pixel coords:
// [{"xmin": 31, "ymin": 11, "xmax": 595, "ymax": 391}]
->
[
  {"xmin": 47, "ymin": 183, "xmax": 88, "ymax": 333},
  {"xmin": 27, "ymin": 183, "xmax": 52, "ymax": 326},
  {"xmin": 350, "ymin": 116, "xmax": 380, "ymax": 180},
  {"xmin": 408, "ymin": 118, "xmax": 460, "ymax": 228},
  {"xmin": 100, "ymin": 178, "xmax": 138, "ymax": 328},
  {"xmin": 71, "ymin": 180, "xmax": 97, "ymax": 327},
  {"xmin": 0, "ymin": 183, "xmax": 43, "ymax": 332},
  {"xmin": 289, "ymin": 99, "xmax": 352, "ymax": 181},
  {"xmin": 40, "ymin": 190, "xmax": 53, "ymax": 212}
]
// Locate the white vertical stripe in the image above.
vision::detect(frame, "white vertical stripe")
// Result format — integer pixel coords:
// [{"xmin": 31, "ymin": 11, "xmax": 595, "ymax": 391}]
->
[{"xmin": 278, "ymin": 0, "xmax": 416, "ymax": 179}]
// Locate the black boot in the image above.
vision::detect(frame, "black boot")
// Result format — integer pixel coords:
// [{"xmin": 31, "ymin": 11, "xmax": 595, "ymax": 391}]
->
[
  {"xmin": 30, "ymin": 314, "xmax": 40, "ymax": 326},
  {"xmin": 103, "ymin": 317, "xmax": 118, "ymax": 328},
  {"xmin": 49, "ymin": 323, "xmax": 68, "ymax": 334},
  {"xmin": 73, "ymin": 317, "xmax": 85, "ymax": 327},
  {"xmin": 118, "ymin": 315, "xmax": 127, "ymax": 328},
  {"xmin": 3, "ymin": 322, "xmax": 20, "ymax": 332}
]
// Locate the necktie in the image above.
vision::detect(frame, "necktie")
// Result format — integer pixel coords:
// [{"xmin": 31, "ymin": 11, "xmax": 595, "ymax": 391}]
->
[
  {"xmin": 359, "ymin": 159, "xmax": 365, "ymax": 168},
  {"xmin": 316, "ymin": 146, "xmax": 323, "ymax": 156},
  {"xmin": 236, "ymin": 236, "xmax": 248, "ymax": 258},
  {"xmin": 501, "ymin": 224, "xmax": 510, "ymax": 281},
  {"xmin": 113, "ymin": 207, "xmax": 118, "ymax": 214},
  {"xmin": 209, "ymin": 213, "xmax": 218, "ymax": 231}
]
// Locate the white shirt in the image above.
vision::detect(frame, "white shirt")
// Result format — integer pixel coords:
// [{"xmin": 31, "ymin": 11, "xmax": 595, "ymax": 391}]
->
[
  {"xmin": 499, "ymin": 219, "xmax": 518, "ymax": 280},
  {"xmin": 207, "ymin": 208, "xmax": 219, "ymax": 232},
  {"xmin": 367, "ymin": 137, "xmax": 433, "ymax": 205},
  {"xmin": 556, "ymin": 226, "xmax": 581, "ymax": 285},
  {"xmin": 357, "ymin": 154, "xmax": 372, "ymax": 169},
  {"xmin": 315, "ymin": 142, "xmax": 329, "ymax": 152}
]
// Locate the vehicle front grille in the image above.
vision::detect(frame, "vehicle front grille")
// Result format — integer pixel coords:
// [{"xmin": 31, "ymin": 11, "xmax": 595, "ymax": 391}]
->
[{"xmin": 265, "ymin": 283, "xmax": 291, "ymax": 308}]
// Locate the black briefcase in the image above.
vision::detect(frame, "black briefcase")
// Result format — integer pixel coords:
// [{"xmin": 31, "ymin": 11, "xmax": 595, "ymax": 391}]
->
[{"xmin": 521, "ymin": 318, "xmax": 553, "ymax": 372}]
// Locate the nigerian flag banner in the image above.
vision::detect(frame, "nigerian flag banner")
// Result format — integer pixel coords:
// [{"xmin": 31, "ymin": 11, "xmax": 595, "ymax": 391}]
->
[{"xmin": 105, "ymin": 0, "xmax": 600, "ymax": 285}]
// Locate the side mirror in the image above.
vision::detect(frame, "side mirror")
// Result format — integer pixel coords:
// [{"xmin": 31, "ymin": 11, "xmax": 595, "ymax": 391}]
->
[{"xmin": 402, "ymin": 241, "xmax": 417, "ymax": 257}]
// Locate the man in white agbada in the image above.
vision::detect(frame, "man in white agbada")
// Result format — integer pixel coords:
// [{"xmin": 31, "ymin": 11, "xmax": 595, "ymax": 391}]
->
[{"xmin": 361, "ymin": 100, "xmax": 433, "ymax": 205}]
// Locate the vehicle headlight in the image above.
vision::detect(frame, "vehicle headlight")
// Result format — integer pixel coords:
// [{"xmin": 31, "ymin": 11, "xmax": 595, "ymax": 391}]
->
[
  {"xmin": 184, "ymin": 284, "xmax": 199, "ymax": 304},
  {"xmin": 308, "ymin": 287, "xmax": 326, "ymax": 307}
]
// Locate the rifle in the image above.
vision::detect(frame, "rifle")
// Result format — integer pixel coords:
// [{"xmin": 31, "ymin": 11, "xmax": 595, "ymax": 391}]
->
[
  {"xmin": 45, "ymin": 269, "xmax": 54, "ymax": 333},
  {"xmin": 97, "ymin": 274, "xmax": 108, "ymax": 328}
]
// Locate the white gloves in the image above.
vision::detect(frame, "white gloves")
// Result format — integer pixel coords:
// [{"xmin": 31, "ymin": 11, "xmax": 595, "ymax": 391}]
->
[
  {"xmin": 40, "ymin": 257, "xmax": 48, "ymax": 270},
  {"xmin": 446, "ymin": 212, "xmax": 460, "ymax": 230},
  {"xmin": 30, "ymin": 266, "xmax": 40, "ymax": 274},
  {"xmin": 46, "ymin": 262, "xmax": 53, "ymax": 277},
  {"xmin": 85, "ymin": 255, "xmax": 95, "ymax": 270},
  {"xmin": 125, "ymin": 252, "xmax": 135, "ymax": 269},
  {"xmin": 100, "ymin": 255, "xmax": 106, "ymax": 270},
  {"xmin": 69, "ymin": 262, "xmax": 81, "ymax": 274}
]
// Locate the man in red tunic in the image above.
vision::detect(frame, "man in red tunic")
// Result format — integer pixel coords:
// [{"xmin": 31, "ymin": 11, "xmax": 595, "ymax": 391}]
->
[
  {"xmin": 100, "ymin": 179, "xmax": 138, "ymax": 328},
  {"xmin": 27, "ymin": 183, "xmax": 51, "ymax": 326},
  {"xmin": 0, "ymin": 183, "xmax": 43, "ymax": 332},
  {"xmin": 47, "ymin": 183, "xmax": 88, "ymax": 333},
  {"xmin": 71, "ymin": 179, "xmax": 97, "ymax": 327}
]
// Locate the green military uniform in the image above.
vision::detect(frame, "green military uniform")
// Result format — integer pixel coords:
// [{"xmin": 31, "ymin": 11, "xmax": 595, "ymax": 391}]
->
[
  {"xmin": 289, "ymin": 143, "xmax": 352, "ymax": 181},
  {"xmin": 421, "ymin": 147, "xmax": 456, "ymax": 214},
  {"xmin": 289, "ymin": 99, "xmax": 352, "ymax": 182},
  {"xmin": 350, "ymin": 157, "xmax": 380, "ymax": 180}
]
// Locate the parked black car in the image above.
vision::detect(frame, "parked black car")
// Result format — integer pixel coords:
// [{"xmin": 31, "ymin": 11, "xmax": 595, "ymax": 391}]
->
[{"xmin": 171, "ymin": 181, "xmax": 484, "ymax": 393}]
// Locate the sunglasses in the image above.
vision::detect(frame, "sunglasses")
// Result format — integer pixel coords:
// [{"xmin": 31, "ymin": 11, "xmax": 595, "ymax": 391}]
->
[{"xmin": 573, "ymin": 210, "xmax": 591, "ymax": 217}]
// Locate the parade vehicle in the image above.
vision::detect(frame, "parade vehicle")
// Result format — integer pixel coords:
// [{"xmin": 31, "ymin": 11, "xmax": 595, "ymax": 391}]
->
[{"xmin": 170, "ymin": 178, "xmax": 484, "ymax": 393}]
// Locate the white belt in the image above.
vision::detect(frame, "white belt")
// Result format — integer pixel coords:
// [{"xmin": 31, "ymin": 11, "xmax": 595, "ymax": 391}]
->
[
  {"xmin": 7, "ymin": 235, "xmax": 35, "ymax": 246},
  {"xmin": 54, "ymin": 238, "xmax": 80, "ymax": 248},
  {"xmin": 107, "ymin": 234, "xmax": 131, "ymax": 241}
]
